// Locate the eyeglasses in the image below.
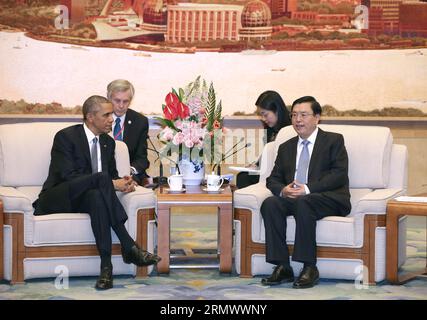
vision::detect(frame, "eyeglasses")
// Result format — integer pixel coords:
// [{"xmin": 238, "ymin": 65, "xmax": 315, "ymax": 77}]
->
[{"xmin": 290, "ymin": 112, "xmax": 314, "ymax": 120}]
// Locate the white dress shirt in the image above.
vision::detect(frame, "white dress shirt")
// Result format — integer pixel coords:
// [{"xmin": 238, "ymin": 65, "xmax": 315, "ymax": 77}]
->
[{"xmin": 83, "ymin": 123, "xmax": 101, "ymax": 173}]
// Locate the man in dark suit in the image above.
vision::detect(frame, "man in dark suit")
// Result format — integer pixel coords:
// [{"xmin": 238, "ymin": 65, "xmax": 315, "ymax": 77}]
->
[
  {"xmin": 107, "ymin": 79, "xmax": 150, "ymax": 184},
  {"xmin": 33, "ymin": 95, "xmax": 161, "ymax": 290},
  {"xmin": 260, "ymin": 96, "xmax": 351, "ymax": 289}
]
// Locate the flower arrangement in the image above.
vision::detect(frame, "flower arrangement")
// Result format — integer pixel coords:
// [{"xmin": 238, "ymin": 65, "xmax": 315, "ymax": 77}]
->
[{"xmin": 156, "ymin": 76, "xmax": 226, "ymax": 172}]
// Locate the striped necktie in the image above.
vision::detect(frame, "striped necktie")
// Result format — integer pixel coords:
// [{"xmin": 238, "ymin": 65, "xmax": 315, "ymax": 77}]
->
[{"xmin": 113, "ymin": 118, "xmax": 122, "ymax": 141}]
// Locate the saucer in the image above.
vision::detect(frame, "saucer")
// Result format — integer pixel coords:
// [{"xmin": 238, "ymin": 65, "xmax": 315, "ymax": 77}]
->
[
  {"xmin": 165, "ymin": 188, "xmax": 186, "ymax": 193},
  {"xmin": 202, "ymin": 187, "xmax": 224, "ymax": 193}
]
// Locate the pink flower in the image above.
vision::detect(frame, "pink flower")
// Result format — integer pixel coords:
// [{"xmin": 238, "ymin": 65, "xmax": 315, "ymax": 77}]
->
[
  {"xmin": 172, "ymin": 132, "xmax": 184, "ymax": 145},
  {"xmin": 184, "ymin": 138, "xmax": 194, "ymax": 148},
  {"xmin": 187, "ymin": 97, "xmax": 202, "ymax": 113},
  {"xmin": 189, "ymin": 120, "xmax": 198, "ymax": 129},
  {"xmin": 161, "ymin": 127, "xmax": 175, "ymax": 141}
]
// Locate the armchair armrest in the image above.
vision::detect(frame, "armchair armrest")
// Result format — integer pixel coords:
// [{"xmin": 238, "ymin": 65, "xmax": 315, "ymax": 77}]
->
[
  {"xmin": 116, "ymin": 186, "xmax": 156, "ymax": 239},
  {"xmin": 234, "ymin": 182, "xmax": 273, "ymax": 211},
  {"xmin": 116, "ymin": 186, "xmax": 156, "ymax": 218},
  {"xmin": 0, "ymin": 187, "xmax": 32, "ymax": 214},
  {"xmin": 353, "ymin": 188, "xmax": 405, "ymax": 214}
]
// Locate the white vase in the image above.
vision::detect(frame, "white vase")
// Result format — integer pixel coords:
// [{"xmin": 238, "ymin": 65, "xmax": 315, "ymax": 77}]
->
[{"xmin": 178, "ymin": 158, "xmax": 205, "ymax": 186}]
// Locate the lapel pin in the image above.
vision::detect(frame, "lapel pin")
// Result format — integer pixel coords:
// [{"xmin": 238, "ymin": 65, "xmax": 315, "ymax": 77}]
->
[{"xmin": 128, "ymin": 120, "xmax": 132, "ymax": 124}]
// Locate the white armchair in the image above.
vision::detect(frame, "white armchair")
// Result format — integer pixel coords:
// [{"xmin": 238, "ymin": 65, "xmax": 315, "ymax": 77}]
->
[
  {"xmin": 0, "ymin": 122, "xmax": 157, "ymax": 283},
  {"xmin": 234, "ymin": 124, "xmax": 408, "ymax": 284}
]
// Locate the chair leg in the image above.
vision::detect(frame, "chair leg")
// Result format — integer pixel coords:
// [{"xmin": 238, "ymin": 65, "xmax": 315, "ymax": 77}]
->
[
  {"xmin": 136, "ymin": 208, "xmax": 155, "ymax": 278},
  {"xmin": 4, "ymin": 213, "xmax": 25, "ymax": 284},
  {"xmin": 0, "ymin": 200, "xmax": 3, "ymax": 280},
  {"xmin": 362, "ymin": 214, "xmax": 386, "ymax": 286}
]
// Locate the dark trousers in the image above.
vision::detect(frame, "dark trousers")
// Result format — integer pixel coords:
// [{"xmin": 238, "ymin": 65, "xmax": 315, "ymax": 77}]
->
[
  {"xmin": 36, "ymin": 172, "xmax": 129, "ymax": 258},
  {"xmin": 260, "ymin": 194, "xmax": 343, "ymax": 266},
  {"xmin": 236, "ymin": 172, "xmax": 260, "ymax": 189}
]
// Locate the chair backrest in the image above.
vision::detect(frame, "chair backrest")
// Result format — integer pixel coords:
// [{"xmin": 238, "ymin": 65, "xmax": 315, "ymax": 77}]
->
[
  {"xmin": 0, "ymin": 122, "xmax": 130, "ymax": 187},
  {"xmin": 267, "ymin": 124, "xmax": 394, "ymax": 189},
  {"xmin": 258, "ymin": 141, "xmax": 276, "ymax": 182}
]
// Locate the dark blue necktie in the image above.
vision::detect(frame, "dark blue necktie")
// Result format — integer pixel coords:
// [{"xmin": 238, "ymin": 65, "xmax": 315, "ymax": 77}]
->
[{"xmin": 113, "ymin": 118, "xmax": 122, "ymax": 141}]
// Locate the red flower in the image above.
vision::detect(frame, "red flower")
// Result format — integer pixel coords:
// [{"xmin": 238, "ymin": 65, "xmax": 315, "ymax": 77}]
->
[
  {"xmin": 163, "ymin": 92, "xmax": 190, "ymax": 121},
  {"xmin": 213, "ymin": 120, "xmax": 221, "ymax": 129},
  {"xmin": 178, "ymin": 102, "xmax": 190, "ymax": 119}
]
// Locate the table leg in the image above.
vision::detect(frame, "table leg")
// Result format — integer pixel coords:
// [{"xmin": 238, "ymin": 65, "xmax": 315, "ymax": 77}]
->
[
  {"xmin": 157, "ymin": 204, "xmax": 171, "ymax": 274},
  {"xmin": 0, "ymin": 200, "xmax": 3, "ymax": 280},
  {"xmin": 218, "ymin": 204, "xmax": 233, "ymax": 273},
  {"xmin": 386, "ymin": 209, "xmax": 399, "ymax": 284}
]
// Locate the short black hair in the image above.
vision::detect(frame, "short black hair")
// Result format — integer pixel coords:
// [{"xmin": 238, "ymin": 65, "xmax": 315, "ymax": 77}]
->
[
  {"xmin": 82, "ymin": 95, "xmax": 110, "ymax": 120},
  {"xmin": 291, "ymin": 96, "xmax": 322, "ymax": 116}
]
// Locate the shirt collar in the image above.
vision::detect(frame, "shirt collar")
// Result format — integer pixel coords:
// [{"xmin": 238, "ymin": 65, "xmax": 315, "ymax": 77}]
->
[
  {"xmin": 298, "ymin": 127, "xmax": 319, "ymax": 146},
  {"xmin": 83, "ymin": 123, "xmax": 99, "ymax": 144},
  {"xmin": 113, "ymin": 113, "xmax": 126, "ymax": 125}
]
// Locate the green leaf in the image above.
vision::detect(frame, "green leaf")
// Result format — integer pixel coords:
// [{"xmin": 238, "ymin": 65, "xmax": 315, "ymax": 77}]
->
[
  {"xmin": 172, "ymin": 88, "xmax": 178, "ymax": 98},
  {"xmin": 215, "ymin": 100, "xmax": 222, "ymax": 121},
  {"xmin": 206, "ymin": 82, "xmax": 216, "ymax": 131},
  {"xmin": 153, "ymin": 116, "xmax": 178, "ymax": 131},
  {"xmin": 179, "ymin": 88, "xmax": 185, "ymax": 101}
]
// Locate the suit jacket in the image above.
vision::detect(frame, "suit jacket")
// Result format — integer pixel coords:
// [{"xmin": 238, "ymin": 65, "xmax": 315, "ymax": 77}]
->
[
  {"xmin": 33, "ymin": 124, "xmax": 119, "ymax": 213},
  {"xmin": 266, "ymin": 128, "xmax": 351, "ymax": 215},
  {"xmin": 123, "ymin": 109, "xmax": 149, "ymax": 176}
]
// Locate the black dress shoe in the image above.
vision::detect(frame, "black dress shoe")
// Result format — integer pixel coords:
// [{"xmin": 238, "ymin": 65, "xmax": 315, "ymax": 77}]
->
[
  {"xmin": 261, "ymin": 265, "xmax": 294, "ymax": 286},
  {"xmin": 122, "ymin": 244, "xmax": 162, "ymax": 267},
  {"xmin": 95, "ymin": 266, "xmax": 113, "ymax": 290},
  {"xmin": 293, "ymin": 265, "xmax": 319, "ymax": 289}
]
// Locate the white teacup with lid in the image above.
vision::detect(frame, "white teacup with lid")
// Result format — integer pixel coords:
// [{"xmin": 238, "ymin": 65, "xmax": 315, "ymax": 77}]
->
[
  {"xmin": 168, "ymin": 174, "xmax": 183, "ymax": 191},
  {"xmin": 206, "ymin": 172, "xmax": 224, "ymax": 191}
]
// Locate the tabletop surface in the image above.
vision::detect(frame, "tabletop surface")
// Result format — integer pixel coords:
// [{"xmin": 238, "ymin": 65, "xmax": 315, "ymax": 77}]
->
[
  {"xmin": 389, "ymin": 193, "xmax": 427, "ymax": 204},
  {"xmin": 156, "ymin": 184, "xmax": 233, "ymax": 202}
]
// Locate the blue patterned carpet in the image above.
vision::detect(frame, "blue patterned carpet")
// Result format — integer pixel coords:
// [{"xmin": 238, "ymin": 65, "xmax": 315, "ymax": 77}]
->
[{"xmin": 0, "ymin": 214, "xmax": 425, "ymax": 300}]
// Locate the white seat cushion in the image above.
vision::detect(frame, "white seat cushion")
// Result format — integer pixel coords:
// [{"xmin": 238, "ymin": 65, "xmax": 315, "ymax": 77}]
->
[
  {"xmin": 286, "ymin": 215, "xmax": 357, "ymax": 247},
  {"xmin": 17, "ymin": 186, "xmax": 124, "ymax": 246},
  {"xmin": 255, "ymin": 215, "xmax": 358, "ymax": 247},
  {"xmin": 25, "ymin": 213, "xmax": 122, "ymax": 246}
]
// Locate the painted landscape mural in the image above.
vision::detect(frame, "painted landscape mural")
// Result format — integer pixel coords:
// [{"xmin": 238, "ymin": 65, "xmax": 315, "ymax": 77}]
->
[{"xmin": 0, "ymin": 0, "xmax": 426, "ymax": 115}]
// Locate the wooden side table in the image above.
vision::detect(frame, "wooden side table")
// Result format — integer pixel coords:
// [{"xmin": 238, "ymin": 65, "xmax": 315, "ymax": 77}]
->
[
  {"xmin": 156, "ymin": 185, "xmax": 233, "ymax": 274},
  {"xmin": 386, "ymin": 194, "xmax": 427, "ymax": 284}
]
